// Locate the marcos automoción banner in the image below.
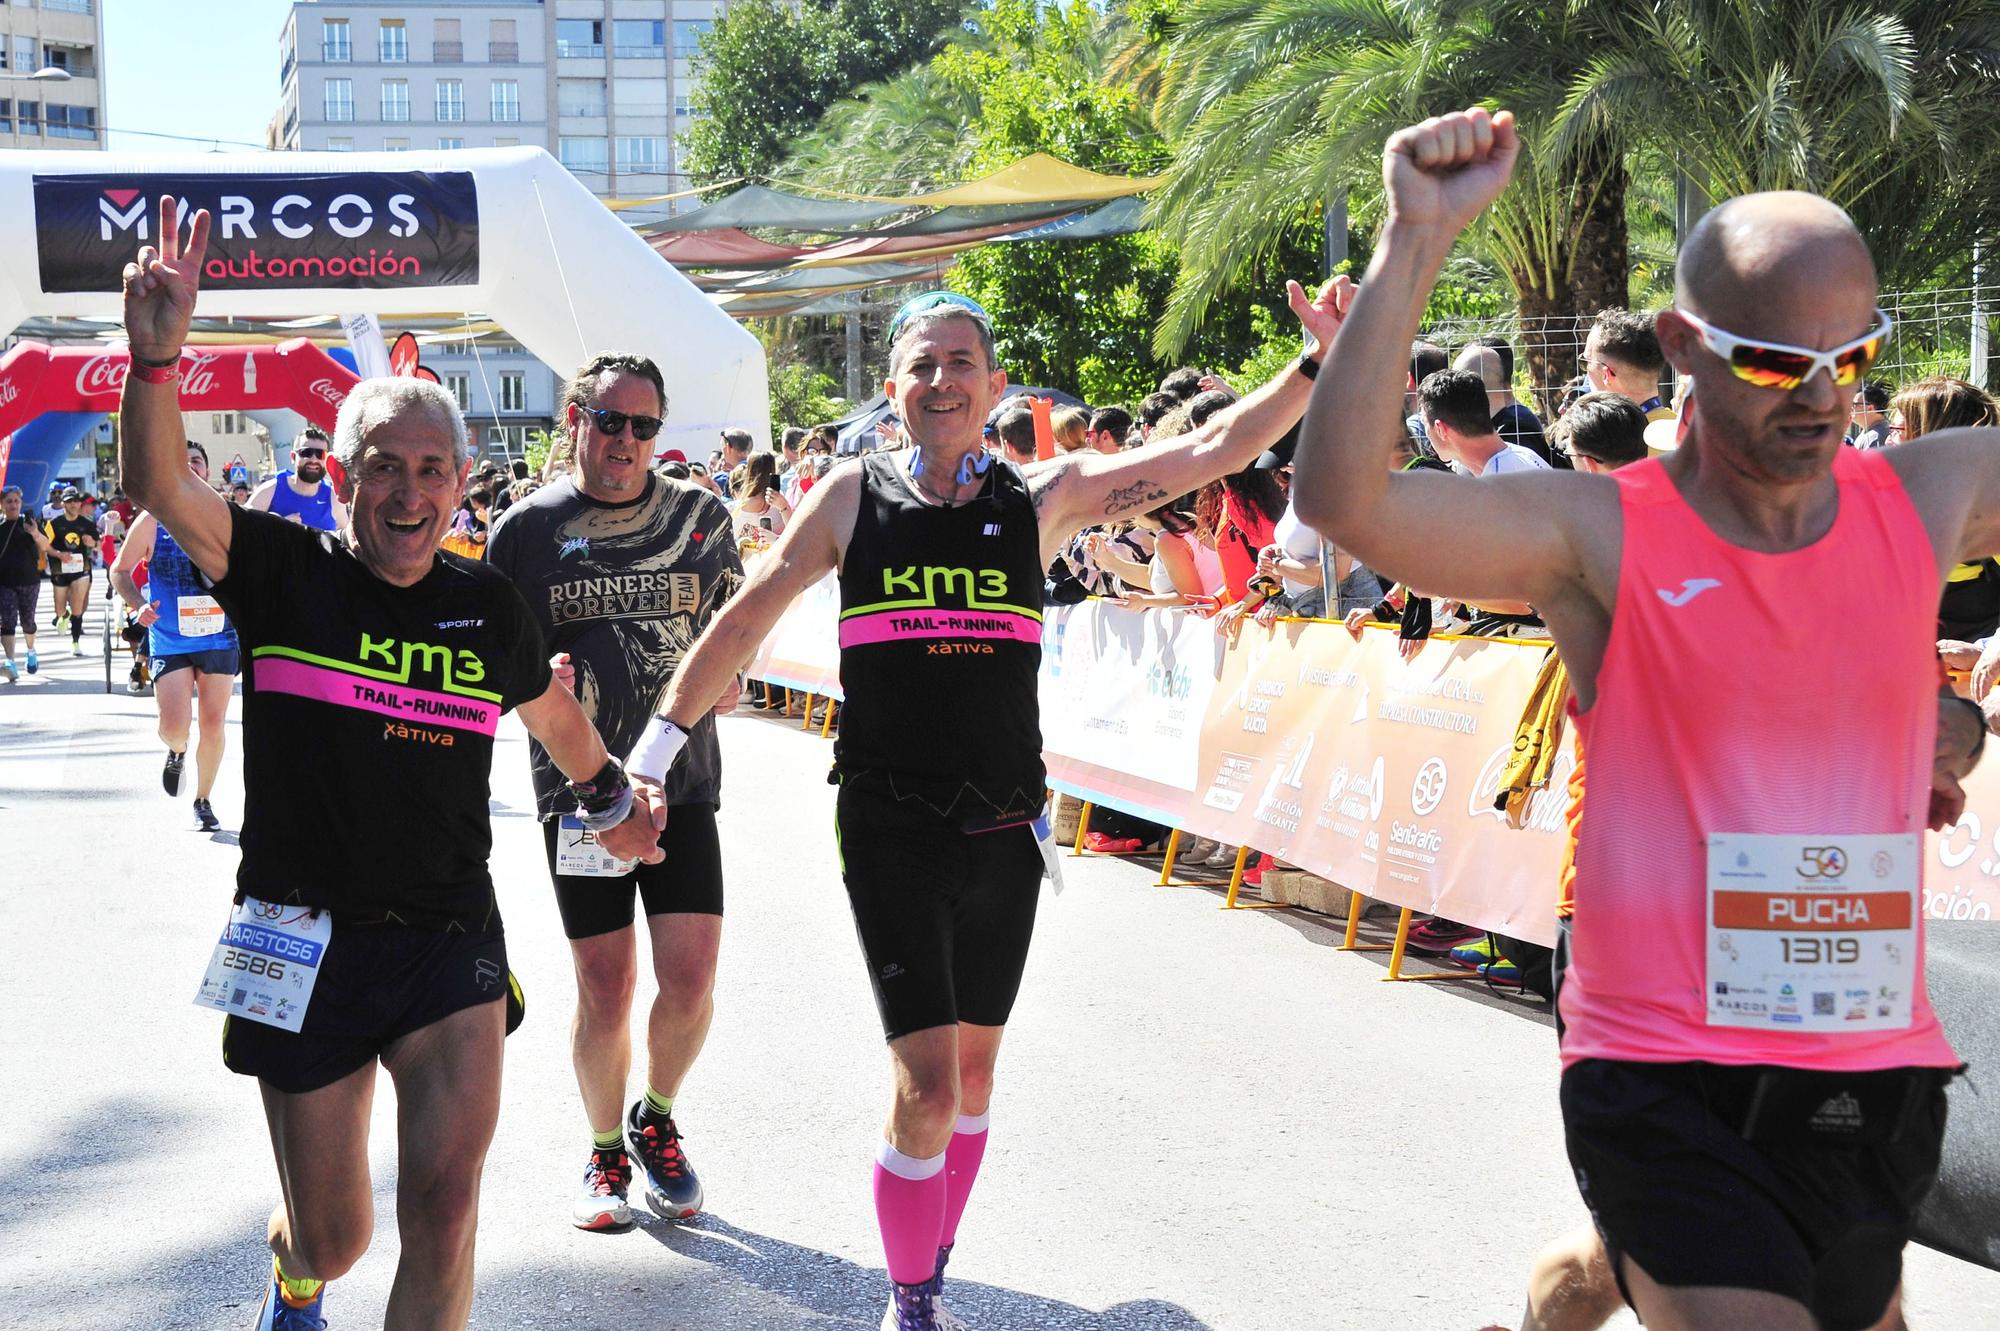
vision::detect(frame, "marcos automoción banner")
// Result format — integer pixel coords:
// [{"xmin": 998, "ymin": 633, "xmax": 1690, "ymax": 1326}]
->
[{"xmin": 32, "ymin": 171, "xmax": 480, "ymax": 293}]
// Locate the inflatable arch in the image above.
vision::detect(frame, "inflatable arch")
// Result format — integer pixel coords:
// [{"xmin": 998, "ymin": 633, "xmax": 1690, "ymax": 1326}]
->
[{"xmin": 0, "ymin": 147, "xmax": 769, "ymax": 476}]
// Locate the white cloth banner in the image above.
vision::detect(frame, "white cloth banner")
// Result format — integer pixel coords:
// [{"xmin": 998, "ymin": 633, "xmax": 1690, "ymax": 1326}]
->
[{"xmin": 1039, "ymin": 603, "xmax": 1221, "ymax": 793}]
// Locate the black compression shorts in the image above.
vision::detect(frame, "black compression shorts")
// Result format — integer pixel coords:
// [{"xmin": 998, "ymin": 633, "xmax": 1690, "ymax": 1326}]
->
[
  {"xmin": 539, "ymin": 801, "xmax": 724, "ymax": 940},
  {"xmin": 223, "ymin": 921, "xmax": 522, "ymax": 1095},
  {"xmin": 1562, "ymin": 1058, "xmax": 1951, "ymax": 1331},
  {"xmin": 154, "ymin": 647, "xmax": 241, "ymax": 679},
  {"xmin": 834, "ymin": 773, "xmax": 1044, "ymax": 1042}
]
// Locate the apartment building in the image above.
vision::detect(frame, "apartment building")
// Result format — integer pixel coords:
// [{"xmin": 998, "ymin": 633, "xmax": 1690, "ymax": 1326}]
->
[
  {"xmin": 0, "ymin": 0, "xmax": 106, "ymax": 152},
  {"xmin": 270, "ymin": 1, "xmax": 725, "ymax": 459}
]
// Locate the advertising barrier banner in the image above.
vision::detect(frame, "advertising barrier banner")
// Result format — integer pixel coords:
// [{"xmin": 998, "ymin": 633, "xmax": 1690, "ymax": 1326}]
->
[
  {"xmin": 33, "ymin": 171, "xmax": 481, "ymax": 293},
  {"xmin": 748, "ymin": 596, "xmax": 1999, "ymax": 938}
]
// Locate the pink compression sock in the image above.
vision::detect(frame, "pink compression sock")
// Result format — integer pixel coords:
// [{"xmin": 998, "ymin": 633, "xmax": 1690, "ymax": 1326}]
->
[
  {"xmin": 940, "ymin": 1111, "xmax": 989, "ymax": 1248},
  {"xmin": 873, "ymin": 1139, "xmax": 948, "ymax": 1284}
]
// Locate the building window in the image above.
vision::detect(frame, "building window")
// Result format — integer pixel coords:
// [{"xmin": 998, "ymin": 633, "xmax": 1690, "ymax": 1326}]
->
[
  {"xmin": 0, "ymin": 100, "xmax": 11, "ymax": 134},
  {"xmin": 382, "ymin": 80, "xmax": 409, "ymax": 123},
  {"xmin": 322, "ymin": 19, "xmax": 350, "ymax": 62},
  {"xmin": 673, "ymin": 21, "xmax": 713, "ymax": 57},
  {"xmin": 491, "ymin": 80, "xmax": 519, "ymax": 123},
  {"xmin": 379, "ymin": 19, "xmax": 407, "ymax": 63},
  {"xmin": 432, "ymin": 17, "xmax": 462, "ymax": 64},
  {"xmin": 384, "ymin": 137, "xmax": 409, "ymax": 152},
  {"xmin": 45, "ymin": 104, "xmax": 95, "ymax": 140},
  {"xmin": 443, "ymin": 373, "xmax": 471, "ymax": 412},
  {"xmin": 613, "ymin": 19, "xmax": 665, "ymax": 58},
  {"xmin": 489, "ymin": 18, "xmax": 519, "ymax": 63},
  {"xmin": 323, "ymin": 79, "xmax": 353, "ymax": 122},
  {"xmin": 557, "ymin": 77, "xmax": 606, "ymax": 118},
  {"xmin": 437, "ymin": 135, "xmax": 464, "ymax": 151},
  {"xmin": 616, "ymin": 137, "xmax": 667, "ymax": 173},
  {"xmin": 499, "ymin": 373, "xmax": 525, "ymax": 413},
  {"xmin": 675, "ymin": 95, "xmax": 691, "ymax": 120},
  {"xmin": 325, "ymin": 136, "xmax": 354, "ymax": 152},
  {"xmin": 13, "ymin": 99, "xmax": 35, "ymax": 136},
  {"xmin": 555, "ymin": 19, "xmax": 603, "ymax": 58},
  {"xmin": 13, "ymin": 36, "xmax": 33, "ymax": 75},
  {"xmin": 44, "ymin": 0, "xmax": 95, "ymax": 13},
  {"xmin": 558, "ymin": 137, "xmax": 608, "ymax": 173},
  {"xmin": 436, "ymin": 79, "xmax": 463, "ymax": 122}
]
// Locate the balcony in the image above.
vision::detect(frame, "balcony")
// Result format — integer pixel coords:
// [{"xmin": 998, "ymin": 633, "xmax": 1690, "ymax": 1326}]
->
[
  {"xmin": 613, "ymin": 45, "xmax": 665, "ymax": 60},
  {"xmin": 322, "ymin": 41, "xmax": 352, "ymax": 62},
  {"xmin": 280, "ymin": 53, "xmax": 295, "ymax": 86},
  {"xmin": 554, "ymin": 41, "xmax": 602, "ymax": 58},
  {"xmin": 44, "ymin": 0, "xmax": 94, "ymax": 13},
  {"xmin": 378, "ymin": 41, "xmax": 409, "ymax": 64},
  {"xmin": 488, "ymin": 42, "xmax": 520, "ymax": 63},
  {"xmin": 433, "ymin": 41, "xmax": 463, "ymax": 64}
]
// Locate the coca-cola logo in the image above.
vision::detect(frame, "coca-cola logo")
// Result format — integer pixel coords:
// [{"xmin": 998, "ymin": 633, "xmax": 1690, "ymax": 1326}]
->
[
  {"xmin": 74, "ymin": 349, "xmax": 221, "ymax": 397},
  {"xmin": 307, "ymin": 377, "xmax": 347, "ymax": 406},
  {"xmin": 0, "ymin": 378, "xmax": 16, "ymax": 408}
]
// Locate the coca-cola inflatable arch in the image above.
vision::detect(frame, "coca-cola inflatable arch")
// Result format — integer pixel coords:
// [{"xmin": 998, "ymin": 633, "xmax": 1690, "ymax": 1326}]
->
[
  {"xmin": 0, "ymin": 340, "xmax": 358, "ymax": 441},
  {"xmin": 0, "ymin": 145, "xmax": 768, "ymax": 489}
]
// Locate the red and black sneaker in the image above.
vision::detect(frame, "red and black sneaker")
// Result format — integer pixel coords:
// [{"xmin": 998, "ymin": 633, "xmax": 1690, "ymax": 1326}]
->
[
  {"xmin": 571, "ymin": 1145, "xmax": 633, "ymax": 1231},
  {"xmin": 626, "ymin": 1101, "xmax": 704, "ymax": 1221},
  {"xmin": 1403, "ymin": 915, "xmax": 1484, "ymax": 956}
]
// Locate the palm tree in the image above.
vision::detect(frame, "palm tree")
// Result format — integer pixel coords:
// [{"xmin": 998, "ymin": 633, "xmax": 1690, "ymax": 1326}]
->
[
  {"xmin": 1562, "ymin": 1, "xmax": 2000, "ymax": 295},
  {"xmin": 782, "ymin": 62, "xmax": 985, "ymax": 195},
  {"xmin": 1142, "ymin": 0, "xmax": 1630, "ymax": 401}
]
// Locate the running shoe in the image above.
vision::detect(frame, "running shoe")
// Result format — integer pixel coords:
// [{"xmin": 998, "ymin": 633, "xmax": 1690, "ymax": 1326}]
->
[
  {"xmin": 24, "ymin": 648, "xmax": 36, "ymax": 674},
  {"xmin": 1449, "ymin": 935, "xmax": 1499, "ymax": 970},
  {"xmin": 1403, "ymin": 916, "xmax": 1483, "ymax": 956},
  {"xmin": 625, "ymin": 1101, "xmax": 703, "ymax": 1220},
  {"xmin": 1203, "ymin": 842, "xmax": 1240, "ymax": 868},
  {"xmin": 53, "ymin": 611, "xmax": 68, "ymax": 631},
  {"xmin": 1, "ymin": 659, "xmax": 14, "ymax": 683},
  {"xmin": 1243, "ymin": 852, "xmax": 1275, "ymax": 887},
  {"xmin": 254, "ymin": 1276, "xmax": 326, "ymax": 1331},
  {"xmin": 163, "ymin": 751, "xmax": 186, "ymax": 798},
  {"xmin": 1480, "ymin": 958, "xmax": 1523, "ymax": 987},
  {"xmin": 195, "ymin": 798, "xmax": 221, "ymax": 832},
  {"xmin": 1083, "ymin": 831, "xmax": 1143, "ymax": 854},
  {"xmin": 1177, "ymin": 836, "xmax": 1217, "ymax": 863},
  {"xmin": 573, "ymin": 1145, "xmax": 634, "ymax": 1231},
  {"xmin": 880, "ymin": 1280, "xmax": 941, "ymax": 1331},
  {"xmin": 71, "ymin": 639, "xmax": 85, "ymax": 656}
]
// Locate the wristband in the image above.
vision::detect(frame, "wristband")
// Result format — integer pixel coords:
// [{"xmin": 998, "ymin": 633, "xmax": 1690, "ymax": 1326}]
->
[
  {"xmin": 130, "ymin": 350, "xmax": 182, "ymax": 368},
  {"xmin": 1295, "ymin": 353, "xmax": 1320, "ymax": 381},
  {"xmin": 569, "ymin": 755, "xmax": 634, "ymax": 833},
  {"xmin": 625, "ymin": 715, "xmax": 689, "ymax": 784},
  {"xmin": 129, "ymin": 358, "xmax": 180, "ymax": 385}
]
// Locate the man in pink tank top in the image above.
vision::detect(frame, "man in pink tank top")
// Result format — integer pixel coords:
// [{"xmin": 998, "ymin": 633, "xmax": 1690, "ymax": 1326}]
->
[{"xmin": 1292, "ymin": 108, "xmax": 1991, "ymax": 1331}]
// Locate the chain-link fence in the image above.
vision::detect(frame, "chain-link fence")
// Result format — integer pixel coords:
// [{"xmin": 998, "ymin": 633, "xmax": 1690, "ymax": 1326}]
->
[{"xmin": 1419, "ymin": 285, "xmax": 1995, "ymax": 408}]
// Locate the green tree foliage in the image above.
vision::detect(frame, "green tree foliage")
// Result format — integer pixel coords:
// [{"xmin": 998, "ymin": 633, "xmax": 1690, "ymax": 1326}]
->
[
  {"xmin": 681, "ymin": 0, "xmax": 969, "ymax": 185},
  {"xmin": 767, "ymin": 360, "xmax": 847, "ymax": 439},
  {"xmin": 787, "ymin": 1, "xmax": 1324, "ymax": 406}
]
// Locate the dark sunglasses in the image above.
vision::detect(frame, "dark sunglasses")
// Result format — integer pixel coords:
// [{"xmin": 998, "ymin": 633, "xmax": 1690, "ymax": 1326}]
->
[
  {"xmin": 582, "ymin": 405, "xmax": 663, "ymax": 441},
  {"xmin": 296, "ymin": 447, "xmax": 326, "ymax": 459}
]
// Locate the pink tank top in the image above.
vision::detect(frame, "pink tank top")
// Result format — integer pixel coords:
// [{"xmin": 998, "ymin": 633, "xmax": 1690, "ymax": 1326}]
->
[{"xmin": 1560, "ymin": 449, "xmax": 1958, "ymax": 1072}]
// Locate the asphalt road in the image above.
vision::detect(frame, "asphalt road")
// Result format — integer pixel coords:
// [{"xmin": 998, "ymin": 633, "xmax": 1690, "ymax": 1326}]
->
[{"xmin": 4, "ymin": 597, "xmax": 1998, "ymax": 1330}]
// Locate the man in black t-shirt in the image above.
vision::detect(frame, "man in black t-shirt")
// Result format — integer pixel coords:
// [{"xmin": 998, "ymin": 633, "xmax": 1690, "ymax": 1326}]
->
[
  {"xmin": 0, "ymin": 485, "xmax": 55, "ymax": 681},
  {"xmin": 626, "ymin": 281, "xmax": 1353, "ymax": 1330},
  {"xmin": 489, "ymin": 351, "xmax": 744, "ymax": 1233},
  {"xmin": 116, "ymin": 199, "xmax": 667, "ymax": 1331},
  {"xmin": 43, "ymin": 487, "xmax": 99, "ymax": 655}
]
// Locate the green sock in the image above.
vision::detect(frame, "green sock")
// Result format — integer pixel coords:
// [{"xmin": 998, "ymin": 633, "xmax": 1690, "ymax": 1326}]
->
[
  {"xmin": 643, "ymin": 1086, "xmax": 675, "ymax": 1118},
  {"xmin": 275, "ymin": 1256, "xmax": 323, "ymax": 1306},
  {"xmin": 592, "ymin": 1127, "xmax": 623, "ymax": 1151}
]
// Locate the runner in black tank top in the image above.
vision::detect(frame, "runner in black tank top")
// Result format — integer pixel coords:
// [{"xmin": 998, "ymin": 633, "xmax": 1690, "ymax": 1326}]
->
[{"xmin": 631, "ymin": 283, "xmax": 1352, "ymax": 1330}]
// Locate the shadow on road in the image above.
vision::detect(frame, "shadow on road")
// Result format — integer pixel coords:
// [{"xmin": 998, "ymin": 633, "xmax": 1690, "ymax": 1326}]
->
[{"xmin": 614, "ymin": 1211, "xmax": 1218, "ymax": 1330}]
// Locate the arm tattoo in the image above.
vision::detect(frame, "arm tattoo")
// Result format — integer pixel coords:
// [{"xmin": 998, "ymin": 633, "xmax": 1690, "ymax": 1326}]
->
[
  {"xmin": 1103, "ymin": 479, "xmax": 1169, "ymax": 518},
  {"xmin": 1030, "ymin": 465, "xmax": 1069, "ymax": 519}
]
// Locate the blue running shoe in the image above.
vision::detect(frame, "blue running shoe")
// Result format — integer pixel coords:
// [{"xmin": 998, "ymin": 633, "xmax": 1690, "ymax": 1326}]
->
[
  {"xmin": 1479, "ymin": 958, "xmax": 1523, "ymax": 987},
  {"xmin": 1449, "ymin": 935, "xmax": 1498, "ymax": 969},
  {"xmin": 24, "ymin": 648, "xmax": 37, "ymax": 674},
  {"xmin": 255, "ymin": 1275, "xmax": 326, "ymax": 1331}
]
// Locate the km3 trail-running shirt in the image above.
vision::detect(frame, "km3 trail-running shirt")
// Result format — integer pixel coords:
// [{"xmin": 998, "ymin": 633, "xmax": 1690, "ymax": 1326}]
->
[
  {"xmin": 488, "ymin": 473, "xmax": 743, "ymax": 817},
  {"xmin": 208, "ymin": 505, "xmax": 552, "ymax": 931},
  {"xmin": 833, "ymin": 453, "xmax": 1046, "ymax": 813}
]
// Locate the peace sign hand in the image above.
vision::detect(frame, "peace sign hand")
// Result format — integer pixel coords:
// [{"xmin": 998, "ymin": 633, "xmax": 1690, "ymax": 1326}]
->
[{"xmin": 121, "ymin": 195, "xmax": 210, "ymax": 361}]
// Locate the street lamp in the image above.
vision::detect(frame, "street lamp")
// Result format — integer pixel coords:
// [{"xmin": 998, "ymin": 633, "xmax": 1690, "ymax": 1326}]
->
[{"xmin": 1, "ymin": 68, "xmax": 73, "ymax": 82}]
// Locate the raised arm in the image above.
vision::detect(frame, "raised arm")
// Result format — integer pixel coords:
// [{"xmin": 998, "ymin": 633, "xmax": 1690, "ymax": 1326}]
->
[
  {"xmin": 1290, "ymin": 109, "xmax": 1599, "ymax": 610},
  {"xmin": 118, "ymin": 196, "xmax": 232, "ymax": 583},
  {"xmin": 626, "ymin": 463, "xmax": 856, "ymax": 783},
  {"xmin": 1026, "ymin": 277, "xmax": 1353, "ymax": 554}
]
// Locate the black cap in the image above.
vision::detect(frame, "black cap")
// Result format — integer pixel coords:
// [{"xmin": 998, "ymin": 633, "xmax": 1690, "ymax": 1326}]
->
[{"xmin": 60, "ymin": 486, "xmax": 83, "ymax": 501}]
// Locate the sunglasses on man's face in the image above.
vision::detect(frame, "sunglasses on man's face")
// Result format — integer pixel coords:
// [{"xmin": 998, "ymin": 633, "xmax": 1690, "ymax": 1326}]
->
[
  {"xmin": 1675, "ymin": 307, "xmax": 1892, "ymax": 393},
  {"xmin": 581, "ymin": 405, "xmax": 663, "ymax": 442},
  {"xmin": 296, "ymin": 447, "xmax": 326, "ymax": 459}
]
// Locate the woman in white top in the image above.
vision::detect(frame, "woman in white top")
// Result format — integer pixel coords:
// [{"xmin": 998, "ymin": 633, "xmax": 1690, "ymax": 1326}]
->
[{"xmin": 733, "ymin": 451, "xmax": 793, "ymax": 548}]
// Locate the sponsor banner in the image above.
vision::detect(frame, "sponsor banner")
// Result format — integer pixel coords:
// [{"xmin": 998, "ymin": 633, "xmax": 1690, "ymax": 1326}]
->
[
  {"xmin": 1039, "ymin": 603, "xmax": 1220, "ymax": 794},
  {"xmin": 1927, "ymin": 754, "xmax": 2000, "ymax": 923},
  {"xmin": 33, "ymin": 171, "xmax": 480, "ymax": 293}
]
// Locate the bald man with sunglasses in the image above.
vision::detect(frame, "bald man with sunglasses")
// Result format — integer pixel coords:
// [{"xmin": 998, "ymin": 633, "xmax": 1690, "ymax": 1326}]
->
[{"xmin": 1296, "ymin": 108, "xmax": 1990, "ymax": 1331}]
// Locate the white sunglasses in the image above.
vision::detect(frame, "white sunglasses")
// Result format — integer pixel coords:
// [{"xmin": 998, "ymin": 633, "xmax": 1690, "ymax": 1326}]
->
[{"xmin": 1674, "ymin": 307, "xmax": 1892, "ymax": 392}]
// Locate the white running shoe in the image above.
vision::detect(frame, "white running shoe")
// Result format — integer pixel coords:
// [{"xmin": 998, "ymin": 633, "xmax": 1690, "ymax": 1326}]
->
[{"xmin": 572, "ymin": 1147, "xmax": 633, "ymax": 1231}]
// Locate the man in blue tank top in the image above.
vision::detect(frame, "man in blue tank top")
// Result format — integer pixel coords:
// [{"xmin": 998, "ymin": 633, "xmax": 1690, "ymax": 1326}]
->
[
  {"xmin": 629, "ymin": 281, "xmax": 1353, "ymax": 1329},
  {"xmin": 111, "ymin": 439, "xmax": 240, "ymax": 832},
  {"xmin": 249, "ymin": 426, "xmax": 345, "ymax": 532}
]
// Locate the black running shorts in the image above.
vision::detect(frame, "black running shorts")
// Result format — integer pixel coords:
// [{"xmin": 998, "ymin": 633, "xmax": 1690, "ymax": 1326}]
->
[
  {"xmin": 223, "ymin": 922, "xmax": 520, "ymax": 1095},
  {"xmin": 539, "ymin": 801, "xmax": 724, "ymax": 941},
  {"xmin": 1562, "ymin": 1058, "xmax": 1951, "ymax": 1331},
  {"xmin": 154, "ymin": 647, "xmax": 241, "ymax": 679},
  {"xmin": 834, "ymin": 773, "xmax": 1044, "ymax": 1042}
]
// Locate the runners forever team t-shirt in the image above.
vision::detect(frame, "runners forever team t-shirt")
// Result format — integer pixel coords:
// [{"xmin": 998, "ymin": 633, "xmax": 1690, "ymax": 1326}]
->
[
  {"xmin": 208, "ymin": 505, "xmax": 552, "ymax": 931},
  {"xmin": 488, "ymin": 472, "xmax": 743, "ymax": 817}
]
